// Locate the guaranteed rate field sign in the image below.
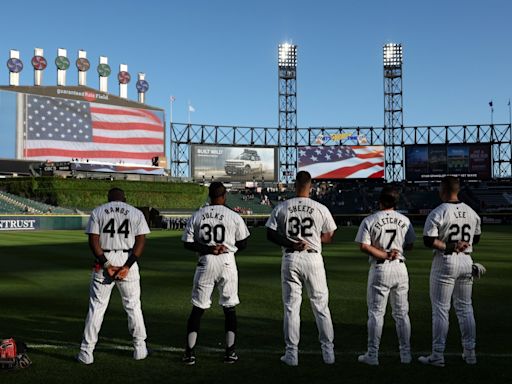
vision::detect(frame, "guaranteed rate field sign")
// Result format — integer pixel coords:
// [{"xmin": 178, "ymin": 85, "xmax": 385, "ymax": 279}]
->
[
  {"xmin": 191, "ymin": 145, "xmax": 278, "ymax": 182},
  {"xmin": 298, "ymin": 146, "xmax": 385, "ymax": 179}
]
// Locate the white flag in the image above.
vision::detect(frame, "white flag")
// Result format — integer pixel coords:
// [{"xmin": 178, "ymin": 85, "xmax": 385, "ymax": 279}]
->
[{"xmin": 188, "ymin": 104, "xmax": 195, "ymax": 112}]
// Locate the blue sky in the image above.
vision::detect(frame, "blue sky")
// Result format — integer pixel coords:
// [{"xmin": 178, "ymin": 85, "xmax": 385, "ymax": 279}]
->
[{"xmin": 2, "ymin": 0, "xmax": 511, "ymax": 129}]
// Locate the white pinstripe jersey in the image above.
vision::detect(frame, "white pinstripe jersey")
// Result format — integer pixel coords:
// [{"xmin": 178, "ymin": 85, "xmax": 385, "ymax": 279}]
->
[
  {"xmin": 265, "ymin": 197, "xmax": 337, "ymax": 253},
  {"xmin": 182, "ymin": 204, "xmax": 250, "ymax": 253},
  {"xmin": 423, "ymin": 202, "xmax": 481, "ymax": 255},
  {"xmin": 86, "ymin": 201, "xmax": 150, "ymax": 266},
  {"xmin": 355, "ymin": 210, "xmax": 416, "ymax": 261}
]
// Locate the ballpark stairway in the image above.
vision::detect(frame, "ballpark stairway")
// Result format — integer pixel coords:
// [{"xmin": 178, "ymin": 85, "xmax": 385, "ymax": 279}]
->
[{"xmin": 0, "ymin": 191, "xmax": 74, "ymax": 214}]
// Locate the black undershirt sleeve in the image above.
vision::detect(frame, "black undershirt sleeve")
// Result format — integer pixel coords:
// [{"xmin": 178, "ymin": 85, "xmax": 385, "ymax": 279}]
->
[
  {"xmin": 423, "ymin": 236, "xmax": 436, "ymax": 248},
  {"xmin": 235, "ymin": 238, "xmax": 248, "ymax": 252},
  {"xmin": 267, "ymin": 228, "xmax": 295, "ymax": 248},
  {"xmin": 183, "ymin": 241, "xmax": 212, "ymax": 255},
  {"xmin": 473, "ymin": 234, "xmax": 481, "ymax": 245}
]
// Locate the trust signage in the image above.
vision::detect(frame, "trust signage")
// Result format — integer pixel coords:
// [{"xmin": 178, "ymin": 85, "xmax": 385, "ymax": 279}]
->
[{"xmin": 0, "ymin": 217, "xmax": 39, "ymax": 231}]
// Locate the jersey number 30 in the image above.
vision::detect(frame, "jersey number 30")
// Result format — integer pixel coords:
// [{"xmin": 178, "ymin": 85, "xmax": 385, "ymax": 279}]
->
[
  {"xmin": 102, "ymin": 219, "xmax": 130, "ymax": 238},
  {"xmin": 200, "ymin": 224, "xmax": 226, "ymax": 243}
]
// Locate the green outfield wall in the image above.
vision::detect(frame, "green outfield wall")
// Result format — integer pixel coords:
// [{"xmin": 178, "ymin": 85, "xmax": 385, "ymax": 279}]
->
[
  {"xmin": 0, "ymin": 177, "xmax": 208, "ymax": 210},
  {"xmin": 0, "ymin": 215, "xmax": 89, "ymax": 231}
]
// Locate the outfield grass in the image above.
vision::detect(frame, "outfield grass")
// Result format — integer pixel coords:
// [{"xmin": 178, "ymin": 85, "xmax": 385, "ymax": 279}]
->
[{"xmin": 0, "ymin": 226, "xmax": 511, "ymax": 384}]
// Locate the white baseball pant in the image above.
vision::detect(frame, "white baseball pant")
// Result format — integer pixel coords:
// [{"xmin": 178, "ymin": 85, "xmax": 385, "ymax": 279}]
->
[
  {"xmin": 78, "ymin": 271, "xmax": 148, "ymax": 363},
  {"xmin": 191, "ymin": 253, "xmax": 239, "ymax": 309},
  {"xmin": 281, "ymin": 252, "xmax": 334, "ymax": 354},
  {"xmin": 366, "ymin": 260, "xmax": 411, "ymax": 359},
  {"xmin": 430, "ymin": 253, "xmax": 475, "ymax": 355}
]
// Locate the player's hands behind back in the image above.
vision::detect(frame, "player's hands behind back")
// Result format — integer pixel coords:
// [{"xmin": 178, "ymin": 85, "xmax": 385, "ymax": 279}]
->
[
  {"xmin": 105, "ymin": 265, "xmax": 130, "ymax": 281},
  {"xmin": 387, "ymin": 249, "xmax": 400, "ymax": 260},
  {"xmin": 445, "ymin": 240, "xmax": 470, "ymax": 254},
  {"xmin": 106, "ymin": 266, "xmax": 121, "ymax": 278},
  {"xmin": 292, "ymin": 240, "xmax": 308, "ymax": 252},
  {"xmin": 114, "ymin": 266, "xmax": 130, "ymax": 280},
  {"xmin": 211, "ymin": 244, "xmax": 228, "ymax": 255},
  {"xmin": 455, "ymin": 241, "xmax": 470, "ymax": 253}
]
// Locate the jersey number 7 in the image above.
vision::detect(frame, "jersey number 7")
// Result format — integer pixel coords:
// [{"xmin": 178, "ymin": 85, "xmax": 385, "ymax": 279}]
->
[{"xmin": 385, "ymin": 229, "xmax": 397, "ymax": 250}]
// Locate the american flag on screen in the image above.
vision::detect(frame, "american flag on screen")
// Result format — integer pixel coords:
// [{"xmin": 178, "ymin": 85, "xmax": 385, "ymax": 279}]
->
[
  {"xmin": 298, "ymin": 146, "xmax": 385, "ymax": 179},
  {"xmin": 24, "ymin": 95, "xmax": 164, "ymax": 164}
]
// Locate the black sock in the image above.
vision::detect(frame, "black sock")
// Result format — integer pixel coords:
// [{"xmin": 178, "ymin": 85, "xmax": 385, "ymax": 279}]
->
[
  {"xmin": 223, "ymin": 306, "xmax": 237, "ymax": 351},
  {"xmin": 186, "ymin": 306, "xmax": 205, "ymax": 351}
]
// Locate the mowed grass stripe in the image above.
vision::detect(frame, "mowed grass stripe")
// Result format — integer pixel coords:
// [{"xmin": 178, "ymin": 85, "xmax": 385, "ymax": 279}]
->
[{"xmin": 0, "ymin": 227, "xmax": 511, "ymax": 384}]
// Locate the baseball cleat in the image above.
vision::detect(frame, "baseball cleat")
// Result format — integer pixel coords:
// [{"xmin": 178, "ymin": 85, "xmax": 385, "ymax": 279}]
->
[
  {"xmin": 134, "ymin": 347, "xmax": 151, "ymax": 361},
  {"xmin": 280, "ymin": 353, "xmax": 298, "ymax": 367},
  {"xmin": 75, "ymin": 353, "xmax": 93, "ymax": 365},
  {"xmin": 357, "ymin": 353, "xmax": 379, "ymax": 366},
  {"xmin": 418, "ymin": 354, "xmax": 445, "ymax": 367},
  {"xmin": 322, "ymin": 349, "xmax": 335, "ymax": 365},
  {"xmin": 182, "ymin": 349, "xmax": 196, "ymax": 365},
  {"xmin": 462, "ymin": 349, "xmax": 477, "ymax": 365},
  {"xmin": 400, "ymin": 353, "xmax": 412, "ymax": 364},
  {"xmin": 224, "ymin": 350, "xmax": 239, "ymax": 364}
]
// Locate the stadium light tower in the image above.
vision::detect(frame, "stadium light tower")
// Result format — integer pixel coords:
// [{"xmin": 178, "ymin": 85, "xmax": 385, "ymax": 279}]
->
[
  {"xmin": 383, "ymin": 43, "xmax": 404, "ymax": 181},
  {"xmin": 278, "ymin": 43, "xmax": 298, "ymax": 184}
]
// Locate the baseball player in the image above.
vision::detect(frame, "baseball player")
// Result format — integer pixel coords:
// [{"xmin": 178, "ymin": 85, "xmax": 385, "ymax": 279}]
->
[
  {"xmin": 266, "ymin": 171, "xmax": 337, "ymax": 366},
  {"xmin": 419, "ymin": 176, "xmax": 484, "ymax": 367},
  {"xmin": 181, "ymin": 182, "xmax": 250, "ymax": 365},
  {"xmin": 77, "ymin": 187, "xmax": 150, "ymax": 365},
  {"xmin": 355, "ymin": 186, "xmax": 416, "ymax": 366}
]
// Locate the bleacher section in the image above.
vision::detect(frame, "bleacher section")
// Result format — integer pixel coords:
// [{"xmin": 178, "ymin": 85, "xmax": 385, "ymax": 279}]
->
[
  {"xmin": 1, "ymin": 177, "xmax": 512, "ymax": 217},
  {"xmin": 472, "ymin": 189, "xmax": 512, "ymax": 209},
  {"xmin": 228, "ymin": 191, "xmax": 273, "ymax": 214},
  {"xmin": 0, "ymin": 191, "xmax": 75, "ymax": 214},
  {"xmin": 402, "ymin": 191, "xmax": 442, "ymax": 212}
]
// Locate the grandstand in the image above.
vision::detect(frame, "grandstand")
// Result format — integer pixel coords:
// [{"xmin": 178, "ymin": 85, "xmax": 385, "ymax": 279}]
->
[{"xmin": 0, "ymin": 191, "xmax": 74, "ymax": 214}]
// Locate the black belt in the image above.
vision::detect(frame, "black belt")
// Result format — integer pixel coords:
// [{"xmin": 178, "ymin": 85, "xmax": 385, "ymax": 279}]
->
[
  {"xmin": 444, "ymin": 252, "xmax": 471, "ymax": 256},
  {"xmin": 103, "ymin": 249, "xmax": 131, "ymax": 253},
  {"xmin": 376, "ymin": 259, "xmax": 404, "ymax": 264},
  {"xmin": 285, "ymin": 249, "xmax": 318, "ymax": 254}
]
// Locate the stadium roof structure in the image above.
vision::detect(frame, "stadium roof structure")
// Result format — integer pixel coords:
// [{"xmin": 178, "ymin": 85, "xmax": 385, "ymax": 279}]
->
[{"xmin": 0, "ymin": 85, "xmax": 163, "ymax": 112}]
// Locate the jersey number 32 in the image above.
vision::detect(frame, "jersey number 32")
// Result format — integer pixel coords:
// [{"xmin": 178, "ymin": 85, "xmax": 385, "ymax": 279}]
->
[{"xmin": 288, "ymin": 217, "xmax": 314, "ymax": 237}]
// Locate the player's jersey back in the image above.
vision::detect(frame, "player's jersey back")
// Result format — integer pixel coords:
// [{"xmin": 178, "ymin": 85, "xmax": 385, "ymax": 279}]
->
[
  {"xmin": 182, "ymin": 204, "xmax": 250, "ymax": 254},
  {"xmin": 424, "ymin": 202, "xmax": 481, "ymax": 255},
  {"xmin": 86, "ymin": 201, "xmax": 149, "ymax": 251},
  {"xmin": 355, "ymin": 210, "xmax": 416, "ymax": 260},
  {"xmin": 265, "ymin": 197, "xmax": 337, "ymax": 253}
]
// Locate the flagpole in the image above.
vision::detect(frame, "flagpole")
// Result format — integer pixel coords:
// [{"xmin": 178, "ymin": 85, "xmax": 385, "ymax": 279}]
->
[
  {"xmin": 508, "ymin": 99, "xmax": 511, "ymax": 127},
  {"xmin": 490, "ymin": 100, "xmax": 494, "ymax": 125},
  {"xmin": 188, "ymin": 100, "xmax": 191, "ymax": 124},
  {"xmin": 170, "ymin": 97, "xmax": 174, "ymax": 126}
]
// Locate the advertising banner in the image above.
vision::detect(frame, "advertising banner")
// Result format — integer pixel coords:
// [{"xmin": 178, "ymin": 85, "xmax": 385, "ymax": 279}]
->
[
  {"xmin": 191, "ymin": 145, "xmax": 278, "ymax": 182},
  {"xmin": 405, "ymin": 144, "xmax": 491, "ymax": 180}
]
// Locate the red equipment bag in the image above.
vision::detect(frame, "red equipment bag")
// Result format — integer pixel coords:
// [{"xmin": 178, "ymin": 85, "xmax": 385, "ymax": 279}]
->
[{"xmin": 0, "ymin": 338, "xmax": 31, "ymax": 370}]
